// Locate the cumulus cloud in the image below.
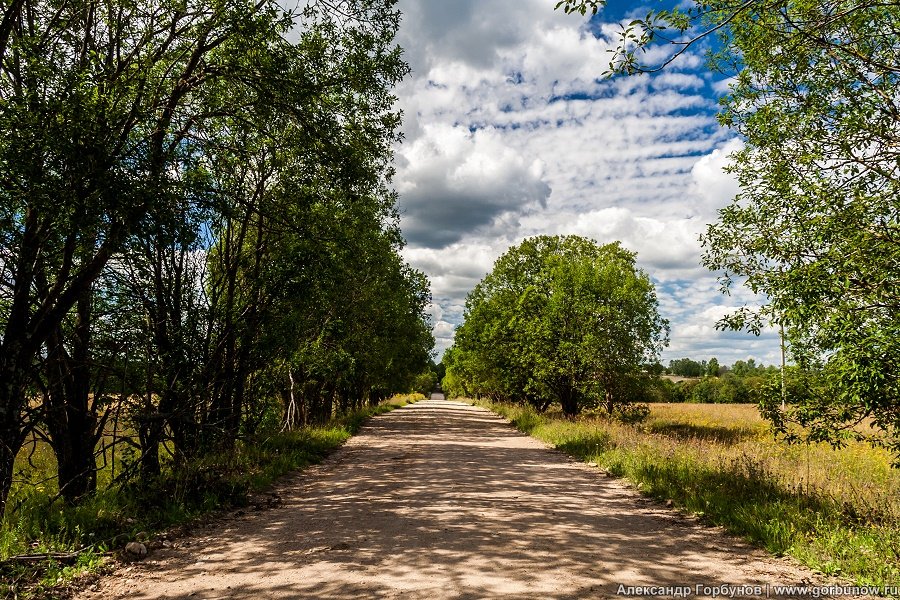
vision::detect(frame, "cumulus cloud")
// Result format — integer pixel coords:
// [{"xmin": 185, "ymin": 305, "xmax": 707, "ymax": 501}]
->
[
  {"xmin": 690, "ymin": 138, "xmax": 743, "ymax": 218},
  {"xmin": 402, "ymin": 241, "xmax": 505, "ymax": 356},
  {"xmin": 395, "ymin": 125, "xmax": 551, "ymax": 248},
  {"xmin": 392, "ymin": 1, "xmax": 778, "ymax": 365},
  {"xmin": 403, "ymin": 242, "xmax": 500, "ymax": 301}
]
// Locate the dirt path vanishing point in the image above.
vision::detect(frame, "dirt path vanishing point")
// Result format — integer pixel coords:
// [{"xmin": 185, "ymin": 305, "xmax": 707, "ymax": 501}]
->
[{"xmin": 80, "ymin": 397, "xmax": 844, "ymax": 600}]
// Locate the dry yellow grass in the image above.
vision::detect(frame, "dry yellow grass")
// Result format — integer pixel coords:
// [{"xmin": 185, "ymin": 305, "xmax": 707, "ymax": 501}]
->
[
  {"xmin": 481, "ymin": 399, "xmax": 900, "ymax": 587},
  {"xmin": 634, "ymin": 403, "xmax": 900, "ymax": 522}
]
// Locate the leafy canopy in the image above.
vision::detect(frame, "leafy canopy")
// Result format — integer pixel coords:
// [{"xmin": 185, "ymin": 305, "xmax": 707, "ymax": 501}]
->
[
  {"xmin": 444, "ymin": 236, "xmax": 668, "ymax": 417},
  {"xmin": 557, "ymin": 0, "xmax": 900, "ymax": 457}
]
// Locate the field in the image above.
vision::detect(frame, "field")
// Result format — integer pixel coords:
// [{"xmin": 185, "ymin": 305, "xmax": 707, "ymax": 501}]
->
[{"xmin": 477, "ymin": 400, "xmax": 900, "ymax": 588}]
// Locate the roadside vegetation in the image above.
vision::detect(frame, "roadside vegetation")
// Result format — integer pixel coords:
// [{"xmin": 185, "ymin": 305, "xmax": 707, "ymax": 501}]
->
[
  {"xmin": 474, "ymin": 399, "xmax": 900, "ymax": 589},
  {"xmin": 649, "ymin": 358, "xmax": 776, "ymax": 405},
  {"xmin": 0, "ymin": 394, "xmax": 423, "ymax": 598},
  {"xmin": 557, "ymin": 0, "xmax": 900, "ymax": 462}
]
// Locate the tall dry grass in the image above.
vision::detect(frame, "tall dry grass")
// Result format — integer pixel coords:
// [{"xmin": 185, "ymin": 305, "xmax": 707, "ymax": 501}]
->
[{"xmin": 478, "ymin": 400, "xmax": 900, "ymax": 588}]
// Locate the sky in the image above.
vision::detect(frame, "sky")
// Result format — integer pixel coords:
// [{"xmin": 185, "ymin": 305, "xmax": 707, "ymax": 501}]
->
[{"xmin": 389, "ymin": 0, "xmax": 780, "ymax": 366}]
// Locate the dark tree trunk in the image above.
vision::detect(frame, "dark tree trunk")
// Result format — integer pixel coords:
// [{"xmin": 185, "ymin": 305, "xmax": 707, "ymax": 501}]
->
[
  {"xmin": 0, "ymin": 386, "xmax": 24, "ymax": 519},
  {"xmin": 138, "ymin": 406, "xmax": 163, "ymax": 479},
  {"xmin": 605, "ymin": 388, "xmax": 615, "ymax": 416},
  {"xmin": 338, "ymin": 386, "xmax": 350, "ymax": 414},
  {"xmin": 560, "ymin": 384, "xmax": 579, "ymax": 418},
  {"xmin": 139, "ymin": 327, "xmax": 162, "ymax": 479},
  {"xmin": 44, "ymin": 287, "xmax": 100, "ymax": 503},
  {"xmin": 44, "ymin": 360, "xmax": 99, "ymax": 502},
  {"xmin": 49, "ymin": 419, "xmax": 97, "ymax": 501},
  {"xmin": 0, "ymin": 437, "xmax": 15, "ymax": 521},
  {"xmin": 226, "ymin": 346, "xmax": 250, "ymax": 445},
  {"xmin": 0, "ymin": 302, "xmax": 37, "ymax": 519}
]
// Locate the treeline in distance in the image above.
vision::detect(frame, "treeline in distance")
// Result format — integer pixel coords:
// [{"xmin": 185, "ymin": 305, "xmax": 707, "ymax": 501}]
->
[{"xmin": 654, "ymin": 358, "xmax": 777, "ymax": 404}]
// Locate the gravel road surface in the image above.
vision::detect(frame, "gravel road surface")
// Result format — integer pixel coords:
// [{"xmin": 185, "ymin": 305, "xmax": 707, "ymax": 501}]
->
[{"xmin": 79, "ymin": 397, "xmax": 840, "ymax": 599}]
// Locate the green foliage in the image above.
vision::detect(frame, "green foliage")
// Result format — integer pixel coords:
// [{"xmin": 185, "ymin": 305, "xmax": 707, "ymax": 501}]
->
[
  {"xmin": 446, "ymin": 236, "xmax": 668, "ymax": 416},
  {"xmin": 657, "ymin": 358, "xmax": 774, "ymax": 403},
  {"xmin": 440, "ymin": 348, "xmax": 470, "ymax": 400},
  {"xmin": 0, "ymin": 0, "xmax": 433, "ymax": 526},
  {"xmin": 557, "ymin": 1, "xmax": 900, "ymax": 460},
  {"xmin": 690, "ymin": 374, "xmax": 750, "ymax": 404},
  {"xmin": 610, "ymin": 402, "xmax": 651, "ymax": 424},
  {"xmin": 668, "ymin": 358, "xmax": 706, "ymax": 378},
  {"xmin": 699, "ymin": 1, "xmax": 900, "ymax": 458},
  {"xmin": 729, "ymin": 359, "xmax": 770, "ymax": 378},
  {"xmin": 411, "ymin": 371, "xmax": 438, "ymax": 396}
]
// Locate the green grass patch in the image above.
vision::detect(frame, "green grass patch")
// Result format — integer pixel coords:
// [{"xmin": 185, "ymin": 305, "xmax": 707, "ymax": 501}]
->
[
  {"xmin": 0, "ymin": 394, "xmax": 422, "ymax": 598},
  {"xmin": 474, "ymin": 399, "xmax": 900, "ymax": 589}
]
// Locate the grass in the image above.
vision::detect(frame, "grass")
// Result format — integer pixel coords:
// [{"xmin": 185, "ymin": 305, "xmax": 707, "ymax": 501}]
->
[
  {"xmin": 476, "ymin": 400, "xmax": 900, "ymax": 590},
  {"xmin": 0, "ymin": 393, "xmax": 423, "ymax": 598}
]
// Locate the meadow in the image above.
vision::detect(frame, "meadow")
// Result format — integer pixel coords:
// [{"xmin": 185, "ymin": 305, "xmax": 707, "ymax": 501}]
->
[
  {"xmin": 0, "ymin": 394, "xmax": 423, "ymax": 597},
  {"xmin": 476, "ymin": 400, "xmax": 900, "ymax": 589}
]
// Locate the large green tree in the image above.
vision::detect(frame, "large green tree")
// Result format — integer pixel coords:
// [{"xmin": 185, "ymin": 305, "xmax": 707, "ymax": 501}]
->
[
  {"xmin": 557, "ymin": 0, "xmax": 900, "ymax": 456},
  {"xmin": 703, "ymin": 1, "xmax": 900, "ymax": 455},
  {"xmin": 0, "ymin": 0, "xmax": 424, "ymax": 519},
  {"xmin": 0, "ymin": 0, "xmax": 301, "ymax": 514},
  {"xmin": 446, "ymin": 236, "xmax": 668, "ymax": 416}
]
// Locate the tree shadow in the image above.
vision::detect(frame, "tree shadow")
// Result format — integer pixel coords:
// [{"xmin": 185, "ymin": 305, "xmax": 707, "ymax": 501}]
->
[
  {"xmin": 647, "ymin": 422, "xmax": 755, "ymax": 445},
  {"xmin": 108, "ymin": 397, "xmax": 827, "ymax": 600}
]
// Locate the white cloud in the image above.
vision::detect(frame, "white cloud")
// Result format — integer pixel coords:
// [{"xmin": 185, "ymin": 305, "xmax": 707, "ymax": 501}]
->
[
  {"xmin": 403, "ymin": 242, "xmax": 500, "ymax": 301},
  {"xmin": 712, "ymin": 76, "xmax": 738, "ymax": 94},
  {"xmin": 393, "ymin": 1, "xmax": 778, "ymax": 366},
  {"xmin": 690, "ymin": 138, "xmax": 743, "ymax": 217},
  {"xmin": 396, "ymin": 125, "xmax": 551, "ymax": 248}
]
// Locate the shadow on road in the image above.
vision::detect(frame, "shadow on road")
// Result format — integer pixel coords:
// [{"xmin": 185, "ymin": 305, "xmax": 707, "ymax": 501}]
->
[{"xmin": 105, "ymin": 397, "xmax": 826, "ymax": 599}]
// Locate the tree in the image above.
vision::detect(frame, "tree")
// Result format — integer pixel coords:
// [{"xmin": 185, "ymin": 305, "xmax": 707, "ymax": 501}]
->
[
  {"xmin": 433, "ymin": 360, "xmax": 447, "ymax": 386},
  {"xmin": 0, "ymin": 0, "xmax": 300, "ymax": 514},
  {"xmin": 668, "ymin": 358, "xmax": 705, "ymax": 378},
  {"xmin": 0, "ymin": 0, "xmax": 419, "ymax": 518},
  {"xmin": 706, "ymin": 357, "xmax": 720, "ymax": 378},
  {"xmin": 557, "ymin": 0, "xmax": 900, "ymax": 458},
  {"xmin": 446, "ymin": 236, "xmax": 668, "ymax": 416},
  {"xmin": 701, "ymin": 2, "xmax": 900, "ymax": 456}
]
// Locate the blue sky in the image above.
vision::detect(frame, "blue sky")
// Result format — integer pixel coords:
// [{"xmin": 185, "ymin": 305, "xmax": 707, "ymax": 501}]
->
[{"xmin": 390, "ymin": 0, "xmax": 780, "ymax": 366}]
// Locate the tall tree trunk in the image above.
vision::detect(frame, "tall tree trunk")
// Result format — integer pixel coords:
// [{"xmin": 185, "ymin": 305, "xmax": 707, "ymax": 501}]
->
[
  {"xmin": 0, "ymin": 399, "xmax": 22, "ymax": 519},
  {"xmin": 0, "ymin": 365, "xmax": 28, "ymax": 518},
  {"xmin": 139, "ymin": 318, "xmax": 162, "ymax": 479},
  {"xmin": 138, "ymin": 400, "xmax": 164, "ymax": 479},
  {"xmin": 0, "ymin": 440, "xmax": 15, "ymax": 522},
  {"xmin": 560, "ymin": 383, "xmax": 579, "ymax": 418},
  {"xmin": 44, "ymin": 287, "xmax": 99, "ymax": 502}
]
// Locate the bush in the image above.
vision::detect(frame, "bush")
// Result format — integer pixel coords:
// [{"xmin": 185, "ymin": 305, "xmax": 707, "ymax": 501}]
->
[{"xmin": 613, "ymin": 403, "xmax": 650, "ymax": 424}]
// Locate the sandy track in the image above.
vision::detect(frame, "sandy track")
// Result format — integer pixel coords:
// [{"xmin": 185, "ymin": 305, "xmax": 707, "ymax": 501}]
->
[{"xmin": 80, "ymin": 397, "xmax": 837, "ymax": 599}]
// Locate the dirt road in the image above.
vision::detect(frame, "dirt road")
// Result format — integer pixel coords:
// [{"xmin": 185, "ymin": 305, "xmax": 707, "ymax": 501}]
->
[{"xmin": 80, "ymin": 397, "xmax": 836, "ymax": 599}]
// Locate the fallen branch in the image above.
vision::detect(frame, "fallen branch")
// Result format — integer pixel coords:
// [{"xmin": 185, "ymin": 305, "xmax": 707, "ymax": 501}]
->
[{"xmin": 1, "ymin": 552, "xmax": 81, "ymax": 565}]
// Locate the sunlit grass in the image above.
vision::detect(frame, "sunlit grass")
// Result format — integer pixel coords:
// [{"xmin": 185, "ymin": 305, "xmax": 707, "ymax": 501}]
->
[
  {"xmin": 0, "ymin": 393, "xmax": 423, "ymax": 597},
  {"xmin": 477, "ymin": 400, "xmax": 900, "ymax": 588}
]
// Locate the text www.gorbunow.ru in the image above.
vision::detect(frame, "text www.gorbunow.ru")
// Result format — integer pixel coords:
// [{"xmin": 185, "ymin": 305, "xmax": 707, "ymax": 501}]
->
[{"xmin": 616, "ymin": 584, "xmax": 897, "ymax": 598}]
